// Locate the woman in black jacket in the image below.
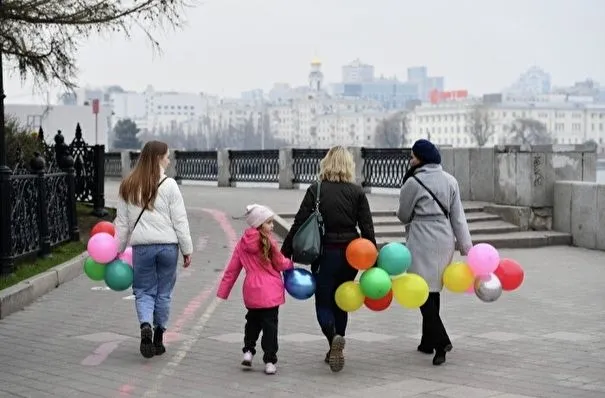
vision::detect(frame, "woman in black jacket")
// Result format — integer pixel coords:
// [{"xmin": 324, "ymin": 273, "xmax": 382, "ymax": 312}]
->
[{"xmin": 281, "ymin": 146, "xmax": 376, "ymax": 373}]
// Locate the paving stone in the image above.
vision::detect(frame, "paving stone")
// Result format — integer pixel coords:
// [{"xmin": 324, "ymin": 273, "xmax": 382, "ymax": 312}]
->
[{"xmin": 0, "ymin": 182, "xmax": 602, "ymax": 397}]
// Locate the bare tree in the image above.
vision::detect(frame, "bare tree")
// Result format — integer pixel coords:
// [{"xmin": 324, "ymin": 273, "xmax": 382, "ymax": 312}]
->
[
  {"xmin": 374, "ymin": 111, "xmax": 408, "ymax": 148},
  {"xmin": 467, "ymin": 104, "xmax": 494, "ymax": 147},
  {"xmin": 2, "ymin": 0, "xmax": 194, "ymax": 89},
  {"xmin": 508, "ymin": 118, "xmax": 552, "ymax": 145}
]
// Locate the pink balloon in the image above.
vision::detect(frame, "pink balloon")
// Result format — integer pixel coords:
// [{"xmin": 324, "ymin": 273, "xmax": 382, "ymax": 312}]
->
[
  {"xmin": 87, "ymin": 232, "xmax": 119, "ymax": 264},
  {"xmin": 467, "ymin": 243, "xmax": 500, "ymax": 276},
  {"xmin": 119, "ymin": 246, "xmax": 133, "ymax": 267}
]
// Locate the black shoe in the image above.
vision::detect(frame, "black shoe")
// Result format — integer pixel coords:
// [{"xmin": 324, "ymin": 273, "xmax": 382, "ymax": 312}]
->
[
  {"xmin": 153, "ymin": 326, "xmax": 166, "ymax": 356},
  {"xmin": 432, "ymin": 344, "xmax": 452, "ymax": 366},
  {"xmin": 140, "ymin": 323, "xmax": 155, "ymax": 359},
  {"xmin": 417, "ymin": 344, "xmax": 433, "ymax": 354},
  {"xmin": 328, "ymin": 335, "xmax": 345, "ymax": 372}
]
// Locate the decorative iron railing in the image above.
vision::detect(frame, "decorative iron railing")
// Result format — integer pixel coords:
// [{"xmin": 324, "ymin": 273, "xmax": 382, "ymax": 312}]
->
[
  {"xmin": 104, "ymin": 147, "xmax": 414, "ymax": 188},
  {"xmin": 129, "ymin": 152, "xmax": 140, "ymax": 169},
  {"xmin": 361, "ymin": 148, "xmax": 413, "ymax": 188},
  {"xmin": 229, "ymin": 150, "xmax": 279, "ymax": 183},
  {"xmin": 292, "ymin": 149, "xmax": 328, "ymax": 184},
  {"xmin": 105, "ymin": 152, "xmax": 122, "ymax": 177},
  {"xmin": 174, "ymin": 151, "xmax": 218, "ymax": 181},
  {"xmin": 5, "ymin": 157, "xmax": 78, "ymax": 269}
]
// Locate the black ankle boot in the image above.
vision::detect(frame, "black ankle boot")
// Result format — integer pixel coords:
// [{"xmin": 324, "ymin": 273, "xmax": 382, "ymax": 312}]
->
[
  {"xmin": 432, "ymin": 344, "xmax": 452, "ymax": 366},
  {"xmin": 140, "ymin": 323, "xmax": 154, "ymax": 358},
  {"xmin": 154, "ymin": 326, "xmax": 166, "ymax": 356}
]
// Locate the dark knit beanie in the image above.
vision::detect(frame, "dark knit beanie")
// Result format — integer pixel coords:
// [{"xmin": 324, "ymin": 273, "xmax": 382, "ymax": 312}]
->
[{"xmin": 411, "ymin": 139, "xmax": 441, "ymax": 165}]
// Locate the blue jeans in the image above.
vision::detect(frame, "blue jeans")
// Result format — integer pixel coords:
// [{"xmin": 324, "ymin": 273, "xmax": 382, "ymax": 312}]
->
[
  {"xmin": 132, "ymin": 244, "xmax": 179, "ymax": 330},
  {"xmin": 312, "ymin": 246, "xmax": 358, "ymax": 344}
]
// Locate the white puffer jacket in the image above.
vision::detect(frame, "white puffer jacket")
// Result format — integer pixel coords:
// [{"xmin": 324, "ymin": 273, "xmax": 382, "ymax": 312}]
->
[{"xmin": 114, "ymin": 175, "xmax": 193, "ymax": 255}]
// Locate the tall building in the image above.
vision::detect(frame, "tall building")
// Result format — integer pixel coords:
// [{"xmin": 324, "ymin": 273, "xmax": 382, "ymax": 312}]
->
[
  {"xmin": 342, "ymin": 59, "xmax": 375, "ymax": 83},
  {"xmin": 505, "ymin": 66, "xmax": 552, "ymax": 97},
  {"xmin": 332, "ymin": 62, "xmax": 445, "ymax": 109}
]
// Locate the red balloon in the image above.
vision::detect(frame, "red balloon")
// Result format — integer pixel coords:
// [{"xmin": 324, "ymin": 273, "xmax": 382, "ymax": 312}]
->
[
  {"xmin": 91, "ymin": 221, "xmax": 116, "ymax": 237},
  {"xmin": 364, "ymin": 290, "xmax": 393, "ymax": 311},
  {"xmin": 494, "ymin": 258, "xmax": 524, "ymax": 291}
]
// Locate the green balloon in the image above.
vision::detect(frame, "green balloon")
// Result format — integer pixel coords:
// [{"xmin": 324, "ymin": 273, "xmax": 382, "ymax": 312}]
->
[
  {"xmin": 377, "ymin": 242, "xmax": 412, "ymax": 276},
  {"xmin": 84, "ymin": 257, "xmax": 106, "ymax": 281},
  {"xmin": 359, "ymin": 267, "xmax": 392, "ymax": 299},
  {"xmin": 104, "ymin": 259, "xmax": 134, "ymax": 291}
]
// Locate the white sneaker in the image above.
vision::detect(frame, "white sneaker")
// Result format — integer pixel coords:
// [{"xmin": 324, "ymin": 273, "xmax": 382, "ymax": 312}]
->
[
  {"xmin": 264, "ymin": 362, "xmax": 277, "ymax": 375},
  {"xmin": 241, "ymin": 351, "xmax": 253, "ymax": 367}
]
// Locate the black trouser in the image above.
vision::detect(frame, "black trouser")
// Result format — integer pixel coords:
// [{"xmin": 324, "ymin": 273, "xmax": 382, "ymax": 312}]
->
[
  {"xmin": 312, "ymin": 246, "xmax": 358, "ymax": 345},
  {"xmin": 419, "ymin": 292, "xmax": 451, "ymax": 351},
  {"xmin": 243, "ymin": 306, "xmax": 279, "ymax": 364}
]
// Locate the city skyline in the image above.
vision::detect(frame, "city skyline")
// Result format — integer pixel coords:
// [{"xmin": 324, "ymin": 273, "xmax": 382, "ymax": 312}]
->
[{"xmin": 3, "ymin": 0, "xmax": 604, "ymax": 104}]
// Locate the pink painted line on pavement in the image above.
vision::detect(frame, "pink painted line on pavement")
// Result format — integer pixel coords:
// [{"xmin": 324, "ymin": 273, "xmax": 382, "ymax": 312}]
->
[
  {"xmin": 118, "ymin": 207, "xmax": 239, "ymax": 396},
  {"xmin": 81, "ymin": 341, "xmax": 121, "ymax": 366}
]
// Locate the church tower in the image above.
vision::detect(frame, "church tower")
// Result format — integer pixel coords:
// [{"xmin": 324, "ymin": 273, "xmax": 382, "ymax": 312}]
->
[{"xmin": 308, "ymin": 56, "xmax": 324, "ymax": 91}]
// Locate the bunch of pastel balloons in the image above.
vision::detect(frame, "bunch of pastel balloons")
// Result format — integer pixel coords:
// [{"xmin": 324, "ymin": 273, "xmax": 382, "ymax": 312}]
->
[
  {"xmin": 334, "ymin": 238, "xmax": 429, "ymax": 312},
  {"xmin": 84, "ymin": 221, "xmax": 134, "ymax": 291},
  {"xmin": 442, "ymin": 243, "xmax": 525, "ymax": 302}
]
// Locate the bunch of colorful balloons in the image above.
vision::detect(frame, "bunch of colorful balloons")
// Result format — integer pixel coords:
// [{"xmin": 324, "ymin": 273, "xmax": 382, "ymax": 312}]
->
[
  {"xmin": 84, "ymin": 221, "xmax": 134, "ymax": 291},
  {"xmin": 334, "ymin": 238, "xmax": 429, "ymax": 312},
  {"xmin": 442, "ymin": 242, "xmax": 525, "ymax": 302}
]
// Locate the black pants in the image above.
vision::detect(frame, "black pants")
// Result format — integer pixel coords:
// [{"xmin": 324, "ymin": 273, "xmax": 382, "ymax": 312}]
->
[
  {"xmin": 312, "ymin": 247, "xmax": 358, "ymax": 345},
  {"xmin": 243, "ymin": 306, "xmax": 279, "ymax": 364},
  {"xmin": 419, "ymin": 292, "xmax": 451, "ymax": 351}
]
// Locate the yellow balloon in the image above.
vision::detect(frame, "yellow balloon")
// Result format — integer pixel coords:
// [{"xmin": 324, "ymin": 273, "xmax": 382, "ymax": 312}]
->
[
  {"xmin": 392, "ymin": 273, "xmax": 429, "ymax": 309},
  {"xmin": 334, "ymin": 281, "xmax": 365, "ymax": 312},
  {"xmin": 443, "ymin": 261, "xmax": 475, "ymax": 293}
]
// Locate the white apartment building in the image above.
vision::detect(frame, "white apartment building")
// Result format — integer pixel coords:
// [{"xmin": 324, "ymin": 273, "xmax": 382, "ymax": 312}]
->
[
  {"xmin": 407, "ymin": 98, "xmax": 605, "ymax": 148},
  {"xmin": 269, "ymin": 96, "xmax": 385, "ymax": 147},
  {"xmin": 109, "ymin": 85, "xmax": 217, "ymax": 133}
]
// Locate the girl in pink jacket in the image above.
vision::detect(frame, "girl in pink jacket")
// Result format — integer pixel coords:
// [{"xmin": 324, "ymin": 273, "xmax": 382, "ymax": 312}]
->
[{"xmin": 217, "ymin": 204, "xmax": 293, "ymax": 375}]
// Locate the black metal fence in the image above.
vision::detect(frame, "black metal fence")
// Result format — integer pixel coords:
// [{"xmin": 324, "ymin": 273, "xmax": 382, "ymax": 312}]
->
[
  {"xmin": 106, "ymin": 147, "xmax": 412, "ymax": 187},
  {"xmin": 0, "ymin": 125, "xmax": 105, "ymax": 275}
]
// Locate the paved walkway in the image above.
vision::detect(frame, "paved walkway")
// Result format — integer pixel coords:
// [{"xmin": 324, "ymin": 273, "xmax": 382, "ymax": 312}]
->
[{"xmin": 0, "ymin": 182, "xmax": 603, "ymax": 397}]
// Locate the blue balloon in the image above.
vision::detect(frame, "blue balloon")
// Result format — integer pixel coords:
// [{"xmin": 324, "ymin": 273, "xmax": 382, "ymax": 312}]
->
[{"xmin": 283, "ymin": 268, "xmax": 316, "ymax": 300}]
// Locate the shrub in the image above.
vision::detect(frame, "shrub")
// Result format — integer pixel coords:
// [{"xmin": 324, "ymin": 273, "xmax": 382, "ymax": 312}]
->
[{"xmin": 4, "ymin": 115, "xmax": 44, "ymax": 170}]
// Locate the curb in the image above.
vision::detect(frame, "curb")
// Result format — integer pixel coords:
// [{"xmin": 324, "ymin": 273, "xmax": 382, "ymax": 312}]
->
[
  {"xmin": 0, "ymin": 251, "xmax": 88, "ymax": 320},
  {"xmin": 273, "ymin": 214, "xmax": 291, "ymax": 240}
]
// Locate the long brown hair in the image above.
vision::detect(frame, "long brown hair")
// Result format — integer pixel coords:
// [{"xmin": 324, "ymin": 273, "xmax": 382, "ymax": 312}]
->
[
  {"xmin": 259, "ymin": 229, "xmax": 272, "ymax": 264},
  {"xmin": 119, "ymin": 141, "xmax": 168, "ymax": 209}
]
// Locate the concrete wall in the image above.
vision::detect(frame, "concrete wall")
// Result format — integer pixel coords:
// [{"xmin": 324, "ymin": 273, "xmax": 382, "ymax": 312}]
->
[
  {"xmin": 553, "ymin": 181, "xmax": 605, "ymax": 250},
  {"xmin": 493, "ymin": 145, "xmax": 596, "ymax": 208},
  {"xmin": 111, "ymin": 145, "xmax": 596, "ymax": 207}
]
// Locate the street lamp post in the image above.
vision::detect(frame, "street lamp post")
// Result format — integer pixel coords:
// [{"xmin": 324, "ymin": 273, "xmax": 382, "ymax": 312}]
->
[{"xmin": 0, "ymin": 0, "xmax": 15, "ymax": 275}]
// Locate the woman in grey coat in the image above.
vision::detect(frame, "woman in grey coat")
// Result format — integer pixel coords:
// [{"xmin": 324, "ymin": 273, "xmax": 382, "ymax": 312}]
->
[{"xmin": 397, "ymin": 139, "xmax": 473, "ymax": 366}]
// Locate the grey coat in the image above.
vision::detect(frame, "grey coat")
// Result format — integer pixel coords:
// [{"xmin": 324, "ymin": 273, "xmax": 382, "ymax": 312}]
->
[{"xmin": 396, "ymin": 164, "xmax": 473, "ymax": 292}]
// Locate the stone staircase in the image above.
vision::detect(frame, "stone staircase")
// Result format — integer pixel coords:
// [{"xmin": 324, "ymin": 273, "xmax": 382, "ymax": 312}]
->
[{"xmin": 277, "ymin": 203, "xmax": 572, "ymax": 249}]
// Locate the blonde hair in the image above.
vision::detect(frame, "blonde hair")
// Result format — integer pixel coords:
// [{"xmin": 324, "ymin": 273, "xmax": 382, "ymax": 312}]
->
[{"xmin": 318, "ymin": 146, "xmax": 355, "ymax": 183}]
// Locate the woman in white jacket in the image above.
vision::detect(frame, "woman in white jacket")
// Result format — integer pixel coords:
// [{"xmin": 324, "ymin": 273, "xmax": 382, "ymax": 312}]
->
[{"xmin": 114, "ymin": 141, "xmax": 193, "ymax": 359}]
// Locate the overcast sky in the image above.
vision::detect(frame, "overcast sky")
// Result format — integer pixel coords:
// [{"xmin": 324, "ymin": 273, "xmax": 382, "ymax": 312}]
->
[{"xmin": 4, "ymin": 0, "xmax": 605, "ymax": 104}]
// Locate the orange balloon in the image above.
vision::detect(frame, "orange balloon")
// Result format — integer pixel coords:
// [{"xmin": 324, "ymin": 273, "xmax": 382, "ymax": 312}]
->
[{"xmin": 346, "ymin": 238, "xmax": 378, "ymax": 271}]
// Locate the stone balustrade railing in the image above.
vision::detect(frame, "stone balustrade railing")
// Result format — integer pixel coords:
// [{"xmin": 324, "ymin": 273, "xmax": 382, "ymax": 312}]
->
[{"xmin": 105, "ymin": 145, "xmax": 596, "ymax": 209}]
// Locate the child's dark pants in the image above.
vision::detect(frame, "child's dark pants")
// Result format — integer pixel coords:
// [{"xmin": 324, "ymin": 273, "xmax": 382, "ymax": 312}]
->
[{"xmin": 243, "ymin": 306, "xmax": 279, "ymax": 364}]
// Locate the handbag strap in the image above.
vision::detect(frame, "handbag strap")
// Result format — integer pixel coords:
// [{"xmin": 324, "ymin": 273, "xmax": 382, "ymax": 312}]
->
[
  {"xmin": 412, "ymin": 175, "xmax": 449, "ymax": 219},
  {"xmin": 132, "ymin": 176, "xmax": 169, "ymax": 231},
  {"xmin": 315, "ymin": 180, "xmax": 321, "ymax": 210}
]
